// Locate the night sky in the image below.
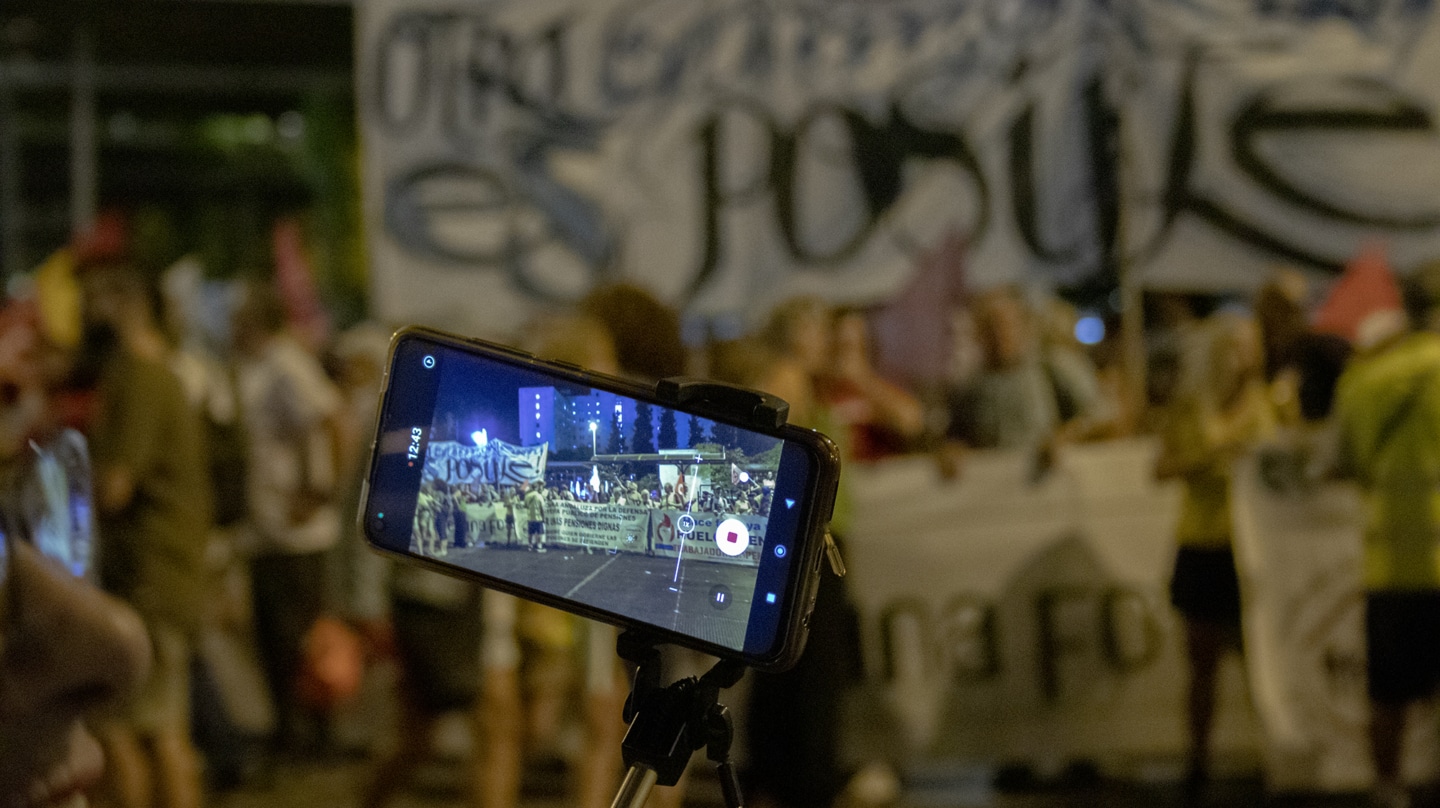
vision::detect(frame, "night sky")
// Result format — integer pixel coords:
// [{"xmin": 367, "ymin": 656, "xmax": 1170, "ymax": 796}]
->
[
  {"xmin": 429, "ymin": 347, "xmax": 535, "ymax": 444},
  {"xmin": 427, "ymin": 344, "xmax": 782, "ymax": 456}
]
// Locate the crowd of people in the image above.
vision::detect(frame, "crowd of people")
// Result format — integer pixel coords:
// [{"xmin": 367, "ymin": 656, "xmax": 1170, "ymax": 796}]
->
[
  {"xmin": 6, "ymin": 207, "xmax": 1440, "ymax": 808},
  {"xmin": 411, "ymin": 472, "xmax": 778, "ymax": 560}
]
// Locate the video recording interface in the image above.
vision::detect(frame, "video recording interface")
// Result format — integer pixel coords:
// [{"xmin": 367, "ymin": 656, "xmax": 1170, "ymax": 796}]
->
[{"xmin": 391, "ymin": 344, "xmax": 798, "ymax": 651}]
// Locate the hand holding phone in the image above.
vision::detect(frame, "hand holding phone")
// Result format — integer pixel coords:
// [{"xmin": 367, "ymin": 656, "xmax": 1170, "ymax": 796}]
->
[{"xmin": 360, "ymin": 328, "xmax": 841, "ymax": 671}]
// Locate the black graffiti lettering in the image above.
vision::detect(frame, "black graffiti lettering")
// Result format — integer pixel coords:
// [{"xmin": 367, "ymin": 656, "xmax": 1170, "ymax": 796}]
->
[
  {"xmin": 771, "ymin": 101, "xmax": 990, "ymax": 270},
  {"xmin": 1130, "ymin": 47, "xmax": 1201, "ymax": 266},
  {"xmin": 884, "ymin": 102, "xmax": 992, "ymax": 246},
  {"xmin": 877, "ymin": 586, "xmax": 1162, "ymax": 695},
  {"xmin": 772, "ymin": 106, "xmax": 881, "ymax": 264},
  {"xmin": 371, "ymin": 12, "xmax": 575, "ymax": 145},
  {"xmin": 1035, "ymin": 587, "xmax": 1093, "ymax": 703},
  {"xmin": 1230, "ymin": 78, "xmax": 1440, "ymax": 229},
  {"xmin": 697, "ymin": 95, "xmax": 992, "ymax": 298},
  {"xmin": 1099, "ymin": 587, "xmax": 1161, "ymax": 672},
  {"xmin": 384, "ymin": 162, "xmax": 513, "ymax": 263},
  {"xmin": 939, "ymin": 595, "xmax": 1000, "ymax": 681},
  {"xmin": 693, "ymin": 102, "xmax": 779, "ymax": 298},
  {"xmin": 878, "ymin": 599, "xmax": 934, "ymax": 682},
  {"xmin": 1082, "ymin": 73, "xmax": 1121, "ymax": 291},
  {"xmin": 1143, "ymin": 48, "xmax": 1344, "ymax": 269},
  {"xmin": 373, "ymin": 12, "xmax": 443, "ymax": 135},
  {"xmin": 1010, "ymin": 106, "xmax": 1081, "ymax": 263},
  {"xmin": 468, "ymin": 22, "xmax": 570, "ymax": 121},
  {"xmin": 600, "ymin": 8, "xmax": 725, "ymax": 105},
  {"xmin": 1135, "ymin": 48, "xmax": 1440, "ymax": 273}
]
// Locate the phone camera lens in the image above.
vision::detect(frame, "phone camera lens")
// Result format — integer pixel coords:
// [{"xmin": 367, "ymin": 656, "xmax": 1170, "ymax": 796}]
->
[{"xmin": 370, "ymin": 516, "xmax": 386, "ymax": 535}]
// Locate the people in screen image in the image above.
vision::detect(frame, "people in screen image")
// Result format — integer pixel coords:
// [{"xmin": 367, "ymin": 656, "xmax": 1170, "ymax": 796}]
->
[{"xmin": 523, "ymin": 480, "xmax": 547, "ymax": 552}]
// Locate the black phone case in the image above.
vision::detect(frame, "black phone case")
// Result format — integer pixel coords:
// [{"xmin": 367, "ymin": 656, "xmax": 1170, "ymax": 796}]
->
[{"xmin": 358, "ymin": 325, "xmax": 841, "ymax": 672}]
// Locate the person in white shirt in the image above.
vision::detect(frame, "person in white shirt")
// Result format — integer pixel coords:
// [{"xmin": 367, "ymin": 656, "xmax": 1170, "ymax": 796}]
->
[{"xmin": 231, "ymin": 282, "xmax": 350, "ymax": 756}]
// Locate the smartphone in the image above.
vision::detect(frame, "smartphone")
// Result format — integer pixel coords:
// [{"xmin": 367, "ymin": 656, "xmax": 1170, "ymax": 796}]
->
[{"xmin": 360, "ymin": 327, "xmax": 841, "ymax": 671}]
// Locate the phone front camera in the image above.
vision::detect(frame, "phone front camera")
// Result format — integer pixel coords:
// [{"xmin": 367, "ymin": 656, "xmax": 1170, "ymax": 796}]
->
[{"xmin": 370, "ymin": 515, "xmax": 386, "ymax": 535}]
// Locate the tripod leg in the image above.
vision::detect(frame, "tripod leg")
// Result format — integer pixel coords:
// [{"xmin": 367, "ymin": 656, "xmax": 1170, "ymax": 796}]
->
[
  {"xmin": 716, "ymin": 760, "xmax": 743, "ymax": 808},
  {"xmin": 610, "ymin": 763, "xmax": 659, "ymax": 808}
]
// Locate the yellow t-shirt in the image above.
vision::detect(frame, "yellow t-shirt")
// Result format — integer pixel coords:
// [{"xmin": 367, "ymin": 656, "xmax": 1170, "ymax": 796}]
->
[
  {"xmin": 1163, "ymin": 382, "xmax": 1275, "ymax": 549},
  {"xmin": 1335, "ymin": 332, "xmax": 1440, "ymax": 590}
]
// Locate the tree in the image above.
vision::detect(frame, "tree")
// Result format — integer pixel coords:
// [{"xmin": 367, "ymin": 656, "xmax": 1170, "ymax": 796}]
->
[
  {"xmin": 606, "ymin": 410, "xmax": 624, "ymax": 454},
  {"xmin": 711, "ymin": 419, "xmax": 740, "ymax": 450},
  {"xmin": 658, "ymin": 408, "xmax": 678, "ymax": 450},
  {"xmin": 696, "ymin": 418, "xmax": 716, "ymax": 445},
  {"xmin": 738, "ymin": 429, "xmax": 779, "ymax": 457},
  {"xmin": 684, "ymin": 414, "xmax": 702, "ymax": 448},
  {"xmin": 632, "ymin": 402, "xmax": 656, "ymax": 454}
]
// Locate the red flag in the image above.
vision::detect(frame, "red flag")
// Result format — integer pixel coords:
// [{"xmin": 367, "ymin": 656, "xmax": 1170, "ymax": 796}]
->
[{"xmin": 1314, "ymin": 242, "xmax": 1404, "ymax": 347}]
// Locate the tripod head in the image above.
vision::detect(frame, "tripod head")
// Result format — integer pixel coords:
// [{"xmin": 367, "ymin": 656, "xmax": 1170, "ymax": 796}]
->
[
  {"xmin": 605, "ymin": 377, "xmax": 794, "ymax": 808},
  {"xmin": 612, "ymin": 629, "xmax": 747, "ymax": 808}
]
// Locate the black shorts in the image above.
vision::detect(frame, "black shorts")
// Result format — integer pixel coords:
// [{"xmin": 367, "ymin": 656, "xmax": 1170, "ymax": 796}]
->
[
  {"xmin": 1366, "ymin": 590, "xmax": 1440, "ymax": 704},
  {"xmin": 1169, "ymin": 545, "xmax": 1242, "ymax": 628},
  {"xmin": 392, "ymin": 593, "xmax": 483, "ymax": 714}
]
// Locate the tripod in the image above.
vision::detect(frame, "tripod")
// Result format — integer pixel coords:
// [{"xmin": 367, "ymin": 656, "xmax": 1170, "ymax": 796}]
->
[
  {"xmin": 601, "ymin": 377, "xmax": 807, "ymax": 808},
  {"xmin": 608, "ymin": 630, "xmax": 747, "ymax": 808}
]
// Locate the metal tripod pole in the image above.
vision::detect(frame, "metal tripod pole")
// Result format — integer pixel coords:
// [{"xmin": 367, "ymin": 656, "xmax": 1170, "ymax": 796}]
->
[{"xmin": 610, "ymin": 763, "xmax": 659, "ymax": 808}]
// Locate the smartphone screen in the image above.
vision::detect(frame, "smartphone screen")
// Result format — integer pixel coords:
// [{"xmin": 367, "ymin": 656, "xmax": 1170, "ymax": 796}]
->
[{"xmin": 365, "ymin": 332, "xmax": 833, "ymax": 661}]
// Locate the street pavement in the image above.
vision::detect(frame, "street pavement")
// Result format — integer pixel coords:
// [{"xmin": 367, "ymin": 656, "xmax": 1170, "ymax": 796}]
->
[
  {"xmin": 424, "ymin": 543, "xmax": 759, "ymax": 648},
  {"xmin": 209, "ymin": 754, "xmax": 1393, "ymax": 808}
]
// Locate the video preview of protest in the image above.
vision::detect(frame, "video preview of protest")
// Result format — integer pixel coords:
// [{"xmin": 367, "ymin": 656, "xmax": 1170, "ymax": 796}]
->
[{"xmin": 411, "ymin": 369, "xmax": 782, "ymax": 648}]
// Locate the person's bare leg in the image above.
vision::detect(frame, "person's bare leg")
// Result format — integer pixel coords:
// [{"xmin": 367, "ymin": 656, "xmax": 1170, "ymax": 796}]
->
[
  {"xmin": 1183, "ymin": 619, "xmax": 1225, "ymax": 785},
  {"xmin": 524, "ymin": 646, "xmax": 573, "ymax": 755},
  {"xmin": 476, "ymin": 667, "xmax": 524, "ymax": 808},
  {"xmin": 362, "ymin": 696, "xmax": 435, "ymax": 808},
  {"xmin": 574, "ymin": 670, "xmax": 625, "ymax": 808},
  {"xmin": 99, "ymin": 727, "xmax": 152, "ymax": 808},
  {"xmin": 1371, "ymin": 701, "xmax": 1407, "ymax": 800},
  {"xmin": 150, "ymin": 728, "xmax": 202, "ymax": 808}
]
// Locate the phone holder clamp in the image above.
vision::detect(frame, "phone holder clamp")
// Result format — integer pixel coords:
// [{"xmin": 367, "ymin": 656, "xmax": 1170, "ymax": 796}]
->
[
  {"xmin": 655, "ymin": 377, "xmax": 789, "ymax": 432},
  {"xmin": 610, "ymin": 629, "xmax": 747, "ymax": 808}
]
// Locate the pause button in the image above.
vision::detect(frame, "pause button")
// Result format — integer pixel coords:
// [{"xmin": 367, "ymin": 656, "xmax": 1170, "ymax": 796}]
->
[{"xmin": 709, "ymin": 584, "xmax": 733, "ymax": 610}]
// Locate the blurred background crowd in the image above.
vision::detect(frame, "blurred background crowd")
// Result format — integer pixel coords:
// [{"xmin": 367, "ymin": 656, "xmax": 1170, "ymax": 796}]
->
[{"xmin": 8, "ymin": 1, "xmax": 1440, "ymax": 807}]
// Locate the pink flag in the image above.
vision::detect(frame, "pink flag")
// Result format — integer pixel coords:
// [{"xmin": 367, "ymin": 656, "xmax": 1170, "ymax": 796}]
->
[{"xmin": 272, "ymin": 216, "xmax": 331, "ymax": 352}]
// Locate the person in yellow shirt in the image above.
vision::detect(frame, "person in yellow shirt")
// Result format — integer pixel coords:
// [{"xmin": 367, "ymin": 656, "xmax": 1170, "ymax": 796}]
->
[
  {"xmin": 1155, "ymin": 312, "xmax": 1275, "ymax": 793},
  {"xmin": 1334, "ymin": 263, "xmax": 1440, "ymax": 808}
]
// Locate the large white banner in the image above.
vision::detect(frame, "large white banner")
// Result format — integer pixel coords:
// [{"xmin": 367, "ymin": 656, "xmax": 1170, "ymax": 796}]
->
[
  {"xmin": 844, "ymin": 441, "xmax": 1262, "ymax": 769},
  {"xmin": 423, "ymin": 438, "xmax": 548, "ymax": 485},
  {"xmin": 1232, "ymin": 443, "xmax": 1440, "ymax": 791},
  {"xmin": 360, "ymin": 0, "xmax": 1440, "ymax": 334},
  {"xmin": 1114, "ymin": 0, "xmax": 1440, "ymax": 290},
  {"xmin": 357, "ymin": 0, "xmax": 1108, "ymax": 335},
  {"xmin": 845, "ymin": 439, "xmax": 1440, "ymax": 791},
  {"xmin": 649, "ymin": 509, "xmax": 765, "ymax": 566},
  {"xmin": 544, "ymin": 499, "xmax": 653, "ymax": 552}
]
